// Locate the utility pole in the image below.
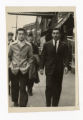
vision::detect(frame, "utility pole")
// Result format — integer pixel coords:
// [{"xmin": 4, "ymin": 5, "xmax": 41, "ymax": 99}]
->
[
  {"xmin": 15, "ymin": 15, "xmax": 18, "ymax": 39},
  {"xmin": 16, "ymin": 15, "xmax": 18, "ymax": 31}
]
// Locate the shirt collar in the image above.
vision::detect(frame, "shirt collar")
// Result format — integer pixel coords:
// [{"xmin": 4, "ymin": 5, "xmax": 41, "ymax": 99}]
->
[
  {"xmin": 53, "ymin": 39, "xmax": 59, "ymax": 46},
  {"xmin": 17, "ymin": 39, "xmax": 26, "ymax": 48}
]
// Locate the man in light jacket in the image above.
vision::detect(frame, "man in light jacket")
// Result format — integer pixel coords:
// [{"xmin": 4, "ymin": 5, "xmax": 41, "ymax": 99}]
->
[{"xmin": 8, "ymin": 28, "xmax": 33, "ymax": 107}]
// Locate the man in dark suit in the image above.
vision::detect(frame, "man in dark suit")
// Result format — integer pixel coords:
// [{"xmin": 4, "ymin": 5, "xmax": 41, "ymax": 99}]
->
[{"xmin": 40, "ymin": 28, "xmax": 69, "ymax": 107}]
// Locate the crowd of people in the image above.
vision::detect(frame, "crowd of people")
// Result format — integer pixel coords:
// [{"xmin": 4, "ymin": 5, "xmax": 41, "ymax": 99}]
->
[{"xmin": 8, "ymin": 27, "xmax": 69, "ymax": 107}]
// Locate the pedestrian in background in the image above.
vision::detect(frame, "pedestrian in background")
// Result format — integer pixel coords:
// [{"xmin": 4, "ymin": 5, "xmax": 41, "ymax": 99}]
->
[
  {"xmin": 8, "ymin": 32, "xmax": 14, "ymax": 96},
  {"xmin": 8, "ymin": 32, "xmax": 14, "ymax": 45},
  {"xmin": 26, "ymin": 32, "xmax": 40, "ymax": 96}
]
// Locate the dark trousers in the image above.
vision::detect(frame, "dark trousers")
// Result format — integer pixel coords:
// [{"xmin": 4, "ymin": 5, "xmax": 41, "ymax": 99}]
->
[
  {"xmin": 9, "ymin": 69, "xmax": 28, "ymax": 107},
  {"xmin": 45, "ymin": 75, "xmax": 62, "ymax": 107},
  {"xmin": 28, "ymin": 79, "xmax": 34, "ymax": 92}
]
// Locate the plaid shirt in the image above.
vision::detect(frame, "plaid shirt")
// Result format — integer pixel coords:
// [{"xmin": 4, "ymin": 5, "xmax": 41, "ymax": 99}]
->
[{"xmin": 8, "ymin": 40, "xmax": 33, "ymax": 74}]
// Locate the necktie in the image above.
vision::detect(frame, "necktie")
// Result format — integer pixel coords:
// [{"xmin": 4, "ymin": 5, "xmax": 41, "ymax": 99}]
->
[
  {"xmin": 56, "ymin": 41, "xmax": 59, "ymax": 53},
  {"xmin": 54, "ymin": 41, "xmax": 57, "ymax": 54}
]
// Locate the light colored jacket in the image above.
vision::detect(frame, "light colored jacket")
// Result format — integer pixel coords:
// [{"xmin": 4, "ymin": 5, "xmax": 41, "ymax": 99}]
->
[{"xmin": 8, "ymin": 40, "xmax": 33, "ymax": 74}]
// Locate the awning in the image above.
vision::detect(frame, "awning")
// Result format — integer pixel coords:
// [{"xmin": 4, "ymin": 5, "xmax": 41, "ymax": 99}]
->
[
  {"xmin": 55, "ymin": 13, "xmax": 71, "ymax": 28},
  {"xmin": 23, "ymin": 22, "xmax": 35, "ymax": 28},
  {"xmin": 8, "ymin": 12, "xmax": 55, "ymax": 17}
]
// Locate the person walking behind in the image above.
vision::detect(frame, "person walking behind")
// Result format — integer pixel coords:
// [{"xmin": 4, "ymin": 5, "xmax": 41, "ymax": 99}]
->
[
  {"xmin": 8, "ymin": 32, "xmax": 14, "ymax": 45},
  {"xmin": 8, "ymin": 32, "xmax": 14, "ymax": 96},
  {"xmin": 26, "ymin": 32, "xmax": 40, "ymax": 96},
  {"xmin": 8, "ymin": 28, "xmax": 33, "ymax": 107}
]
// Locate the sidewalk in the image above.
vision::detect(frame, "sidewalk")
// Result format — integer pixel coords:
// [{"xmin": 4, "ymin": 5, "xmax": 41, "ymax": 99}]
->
[{"xmin": 9, "ymin": 71, "xmax": 75, "ymax": 107}]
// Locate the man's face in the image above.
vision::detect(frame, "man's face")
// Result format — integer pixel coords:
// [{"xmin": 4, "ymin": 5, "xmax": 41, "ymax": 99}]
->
[
  {"xmin": 27, "ymin": 30, "xmax": 31, "ymax": 35},
  {"xmin": 17, "ymin": 31, "xmax": 25, "ymax": 41},
  {"xmin": 52, "ymin": 30, "xmax": 60, "ymax": 41},
  {"xmin": 8, "ymin": 35, "xmax": 13, "ymax": 41},
  {"xmin": 26, "ymin": 35, "xmax": 33, "ymax": 43}
]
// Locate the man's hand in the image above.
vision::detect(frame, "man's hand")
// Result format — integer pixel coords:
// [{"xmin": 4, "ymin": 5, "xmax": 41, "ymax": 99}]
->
[
  {"xmin": 64, "ymin": 67, "xmax": 68, "ymax": 74},
  {"xmin": 10, "ymin": 63, "xmax": 19, "ymax": 75},
  {"xmin": 40, "ymin": 69, "xmax": 44, "ymax": 75},
  {"xmin": 21, "ymin": 63, "xmax": 30, "ymax": 74}
]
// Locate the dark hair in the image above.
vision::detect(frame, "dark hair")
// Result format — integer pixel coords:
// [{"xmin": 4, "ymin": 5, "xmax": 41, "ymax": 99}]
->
[
  {"xmin": 28, "ymin": 32, "xmax": 33, "ymax": 37},
  {"xmin": 8, "ymin": 32, "xmax": 14, "ymax": 36},
  {"xmin": 45, "ymin": 29, "xmax": 52, "ymax": 42},
  {"xmin": 52, "ymin": 28, "xmax": 61, "ymax": 33},
  {"xmin": 16, "ymin": 28, "xmax": 26, "ymax": 35}
]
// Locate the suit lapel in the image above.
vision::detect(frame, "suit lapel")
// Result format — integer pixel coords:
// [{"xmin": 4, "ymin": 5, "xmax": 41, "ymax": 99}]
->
[
  {"xmin": 50, "ymin": 40, "xmax": 54, "ymax": 47},
  {"xmin": 48, "ymin": 40, "xmax": 54, "ymax": 49}
]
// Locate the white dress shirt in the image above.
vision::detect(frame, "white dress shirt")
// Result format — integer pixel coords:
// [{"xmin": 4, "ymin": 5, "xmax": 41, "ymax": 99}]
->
[{"xmin": 53, "ymin": 39, "xmax": 59, "ymax": 52}]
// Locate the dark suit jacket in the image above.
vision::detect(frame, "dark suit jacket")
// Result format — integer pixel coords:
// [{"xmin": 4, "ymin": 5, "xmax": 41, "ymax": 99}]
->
[
  {"xmin": 31, "ymin": 43, "xmax": 39, "ymax": 55},
  {"xmin": 29, "ymin": 42, "xmax": 39, "ymax": 83},
  {"xmin": 40, "ymin": 40, "xmax": 69, "ymax": 81}
]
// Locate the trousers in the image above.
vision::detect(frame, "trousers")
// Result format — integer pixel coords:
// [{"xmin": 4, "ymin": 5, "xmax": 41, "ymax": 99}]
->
[
  {"xmin": 9, "ymin": 69, "xmax": 29, "ymax": 107},
  {"xmin": 45, "ymin": 75, "xmax": 62, "ymax": 107}
]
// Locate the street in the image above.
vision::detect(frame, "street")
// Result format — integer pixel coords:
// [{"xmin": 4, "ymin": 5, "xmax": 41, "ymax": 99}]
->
[{"xmin": 9, "ymin": 71, "xmax": 75, "ymax": 107}]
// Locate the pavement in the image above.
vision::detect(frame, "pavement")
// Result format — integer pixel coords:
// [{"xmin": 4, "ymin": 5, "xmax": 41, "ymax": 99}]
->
[{"xmin": 9, "ymin": 71, "xmax": 75, "ymax": 107}]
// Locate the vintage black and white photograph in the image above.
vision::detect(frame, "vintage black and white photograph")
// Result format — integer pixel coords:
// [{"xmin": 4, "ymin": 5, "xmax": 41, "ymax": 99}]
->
[{"xmin": 6, "ymin": 7, "xmax": 78, "ymax": 112}]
